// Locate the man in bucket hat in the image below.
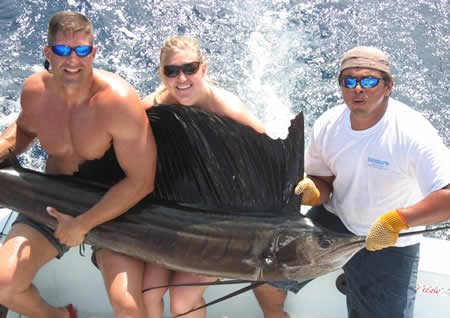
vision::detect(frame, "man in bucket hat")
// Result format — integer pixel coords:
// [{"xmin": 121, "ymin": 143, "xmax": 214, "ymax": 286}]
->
[{"xmin": 253, "ymin": 46, "xmax": 450, "ymax": 318}]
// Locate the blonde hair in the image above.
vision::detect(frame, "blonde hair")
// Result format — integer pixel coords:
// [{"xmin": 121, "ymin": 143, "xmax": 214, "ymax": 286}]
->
[
  {"xmin": 153, "ymin": 36, "xmax": 209, "ymax": 102},
  {"xmin": 160, "ymin": 36, "xmax": 204, "ymax": 68}
]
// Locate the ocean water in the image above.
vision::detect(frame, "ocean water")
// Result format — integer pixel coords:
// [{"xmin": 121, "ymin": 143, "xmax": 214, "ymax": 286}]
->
[{"xmin": 0, "ymin": 0, "xmax": 448, "ymax": 238}]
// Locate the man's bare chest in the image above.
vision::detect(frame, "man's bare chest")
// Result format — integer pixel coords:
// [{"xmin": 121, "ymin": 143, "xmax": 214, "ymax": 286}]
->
[{"xmin": 33, "ymin": 104, "xmax": 111, "ymax": 161}]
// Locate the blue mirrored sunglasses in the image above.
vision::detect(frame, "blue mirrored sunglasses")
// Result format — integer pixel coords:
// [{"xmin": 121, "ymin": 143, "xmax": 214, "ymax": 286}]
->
[
  {"xmin": 343, "ymin": 77, "xmax": 382, "ymax": 89},
  {"xmin": 51, "ymin": 45, "xmax": 93, "ymax": 57}
]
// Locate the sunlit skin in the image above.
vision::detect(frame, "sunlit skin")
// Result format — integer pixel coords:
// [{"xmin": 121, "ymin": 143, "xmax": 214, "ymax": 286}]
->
[
  {"xmin": 340, "ymin": 68, "xmax": 393, "ymax": 131},
  {"xmin": 144, "ymin": 49, "xmax": 265, "ymax": 134},
  {"xmin": 43, "ymin": 31, "xmax": 97, "ymax": 93},
  {"xmin": 141, "ymin": 43, "xmax": 265, "ymax": 317},
  {"xmin": 0, "ymin": 25, "xmax": 157, "ymax": 318},
  {"xmin": 141, "ymin": 51, "xmax": 223, "ymax": 318},
  {"xmin": 159, "ymin": 48, "xmax": 208, "ymax": 106}
]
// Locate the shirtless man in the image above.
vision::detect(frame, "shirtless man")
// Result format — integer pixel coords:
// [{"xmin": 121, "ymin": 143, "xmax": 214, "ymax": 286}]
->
[{"xmin": 0, "ymin": 11, "xmax": 156, "ymax": 318}]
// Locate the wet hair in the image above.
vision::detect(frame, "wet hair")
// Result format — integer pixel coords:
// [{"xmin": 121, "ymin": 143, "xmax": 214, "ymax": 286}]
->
[
  {"xmin": 44, "ymin": 11, "xmax": 94, "ymax": 72},
  {"xmin": 153, "ymin": 36, "xmax": 210, "ymax": 102}
]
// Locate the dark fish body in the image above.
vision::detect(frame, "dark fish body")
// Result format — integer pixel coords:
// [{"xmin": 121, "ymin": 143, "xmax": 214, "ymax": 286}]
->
[{"xmin": 0, "ymin": 105, "xmax": 364, "ymax": 282}]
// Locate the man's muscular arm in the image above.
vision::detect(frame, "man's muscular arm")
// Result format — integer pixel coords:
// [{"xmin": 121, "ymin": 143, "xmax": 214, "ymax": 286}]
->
[
  {"xmin": 307, "ymin": 175, "xmax": 334, "ymax": 205},
  {"xmin": 0, "ymin": 76, "xmax": 40, "ymax": 164}
]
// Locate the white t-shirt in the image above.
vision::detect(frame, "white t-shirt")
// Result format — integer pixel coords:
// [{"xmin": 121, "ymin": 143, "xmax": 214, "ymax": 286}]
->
[{"xmin": 305, "ymin": 98, "xmax": 450, "ymax": 246}]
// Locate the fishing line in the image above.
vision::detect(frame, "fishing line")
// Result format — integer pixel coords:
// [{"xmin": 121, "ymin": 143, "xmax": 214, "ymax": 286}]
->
[
  {"xmin": 173, "ymin": 281, "xmax": 266, "ymax": 318},
  {"xmin": 398, "ymin": 226, "xmax": 450, "ymax": 237},
  {"xmin": 142, "ymin": 279, "xmax": 257, "ymax": 293},
  {"xmin": 143, "ymin": 279, "xmax": 267, "ymax": 317},
  {"xmin": 351, "ymin": 225, "xmax": 450, "ymax": 245},
  {"xmin": 0, "ymin": 210, "xmax": 14, "ymax": 239}
]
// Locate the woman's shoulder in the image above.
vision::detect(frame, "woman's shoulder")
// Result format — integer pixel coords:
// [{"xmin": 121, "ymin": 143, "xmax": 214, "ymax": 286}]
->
[
  {"xmin": 208, "ymin": 85, "xmax": 265, "ymax": 133},
  {"xmin": 142, "ymin": 89, "xmax": 176, "ymax": 108},
  {"xmin": 209, "ymin": 86, "xmax": 245, "ymax": 110},
  {"xmin": 142, "ymin": 93, "xmax": 158, "ymax": 109}
]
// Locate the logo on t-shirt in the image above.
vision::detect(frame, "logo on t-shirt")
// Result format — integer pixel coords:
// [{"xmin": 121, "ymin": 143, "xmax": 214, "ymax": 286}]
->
[{"xmin": 368, "ymin": 157, "xmax": 390, "ymax": 170}]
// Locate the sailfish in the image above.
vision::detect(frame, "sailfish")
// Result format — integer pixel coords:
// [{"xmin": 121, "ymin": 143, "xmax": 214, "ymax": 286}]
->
[{"xmin": 0, "ymin": 104, "xmax": 365, "ymax": 283}]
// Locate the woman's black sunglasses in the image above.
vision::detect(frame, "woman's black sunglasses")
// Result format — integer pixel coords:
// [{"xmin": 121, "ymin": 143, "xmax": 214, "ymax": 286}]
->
[{"xmin": 163, "ymin": 62, "xmax": 201, "ymax": 78}]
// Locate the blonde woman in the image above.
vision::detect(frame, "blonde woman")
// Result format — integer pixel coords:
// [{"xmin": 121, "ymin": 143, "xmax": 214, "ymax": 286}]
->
[{"xmin": 142, "ymin": 36, "xmax": 265, "ymax": 318}]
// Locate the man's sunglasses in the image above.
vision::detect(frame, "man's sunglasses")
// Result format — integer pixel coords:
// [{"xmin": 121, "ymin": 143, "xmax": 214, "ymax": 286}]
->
[
  {"xmin": 51, "ymin": 45, "xmax": 93, "ymax": 57},
  {"xmin": 163, "ymin": 62, "xmax": 201, "ymax": 78},
  {"xmin": 343, "ymin": 77, "xmax": 382, "ymax": 89}
]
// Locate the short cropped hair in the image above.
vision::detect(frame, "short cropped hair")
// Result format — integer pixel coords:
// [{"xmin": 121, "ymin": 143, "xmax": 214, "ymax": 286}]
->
[
  {"xmin": 47, "ymin": 11, "xmax": 94, "ymax": 45},
  {"xmin": 44, "ymin": 11, "xmax": 94, "ymax": 71}
]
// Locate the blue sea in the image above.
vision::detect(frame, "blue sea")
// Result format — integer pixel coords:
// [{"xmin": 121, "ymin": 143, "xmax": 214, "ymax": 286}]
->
[{"xmin": 0, "ymin": 0, "xmax": 448, "ymax": 238}]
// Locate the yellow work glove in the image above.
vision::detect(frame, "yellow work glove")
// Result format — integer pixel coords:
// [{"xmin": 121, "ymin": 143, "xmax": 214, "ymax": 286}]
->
[
  {"xmin": 295, "ymin": 177, "xmax": 320, "ymax": 206},
  {"xmin": 365, "ymin": 209, "xmax": 409, "ymax": 251}
]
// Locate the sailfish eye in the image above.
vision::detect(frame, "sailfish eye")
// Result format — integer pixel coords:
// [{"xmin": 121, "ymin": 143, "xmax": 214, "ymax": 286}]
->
[{"xmin": 318, "ymin": 235, "xmax": 332, "ymax": 249}]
